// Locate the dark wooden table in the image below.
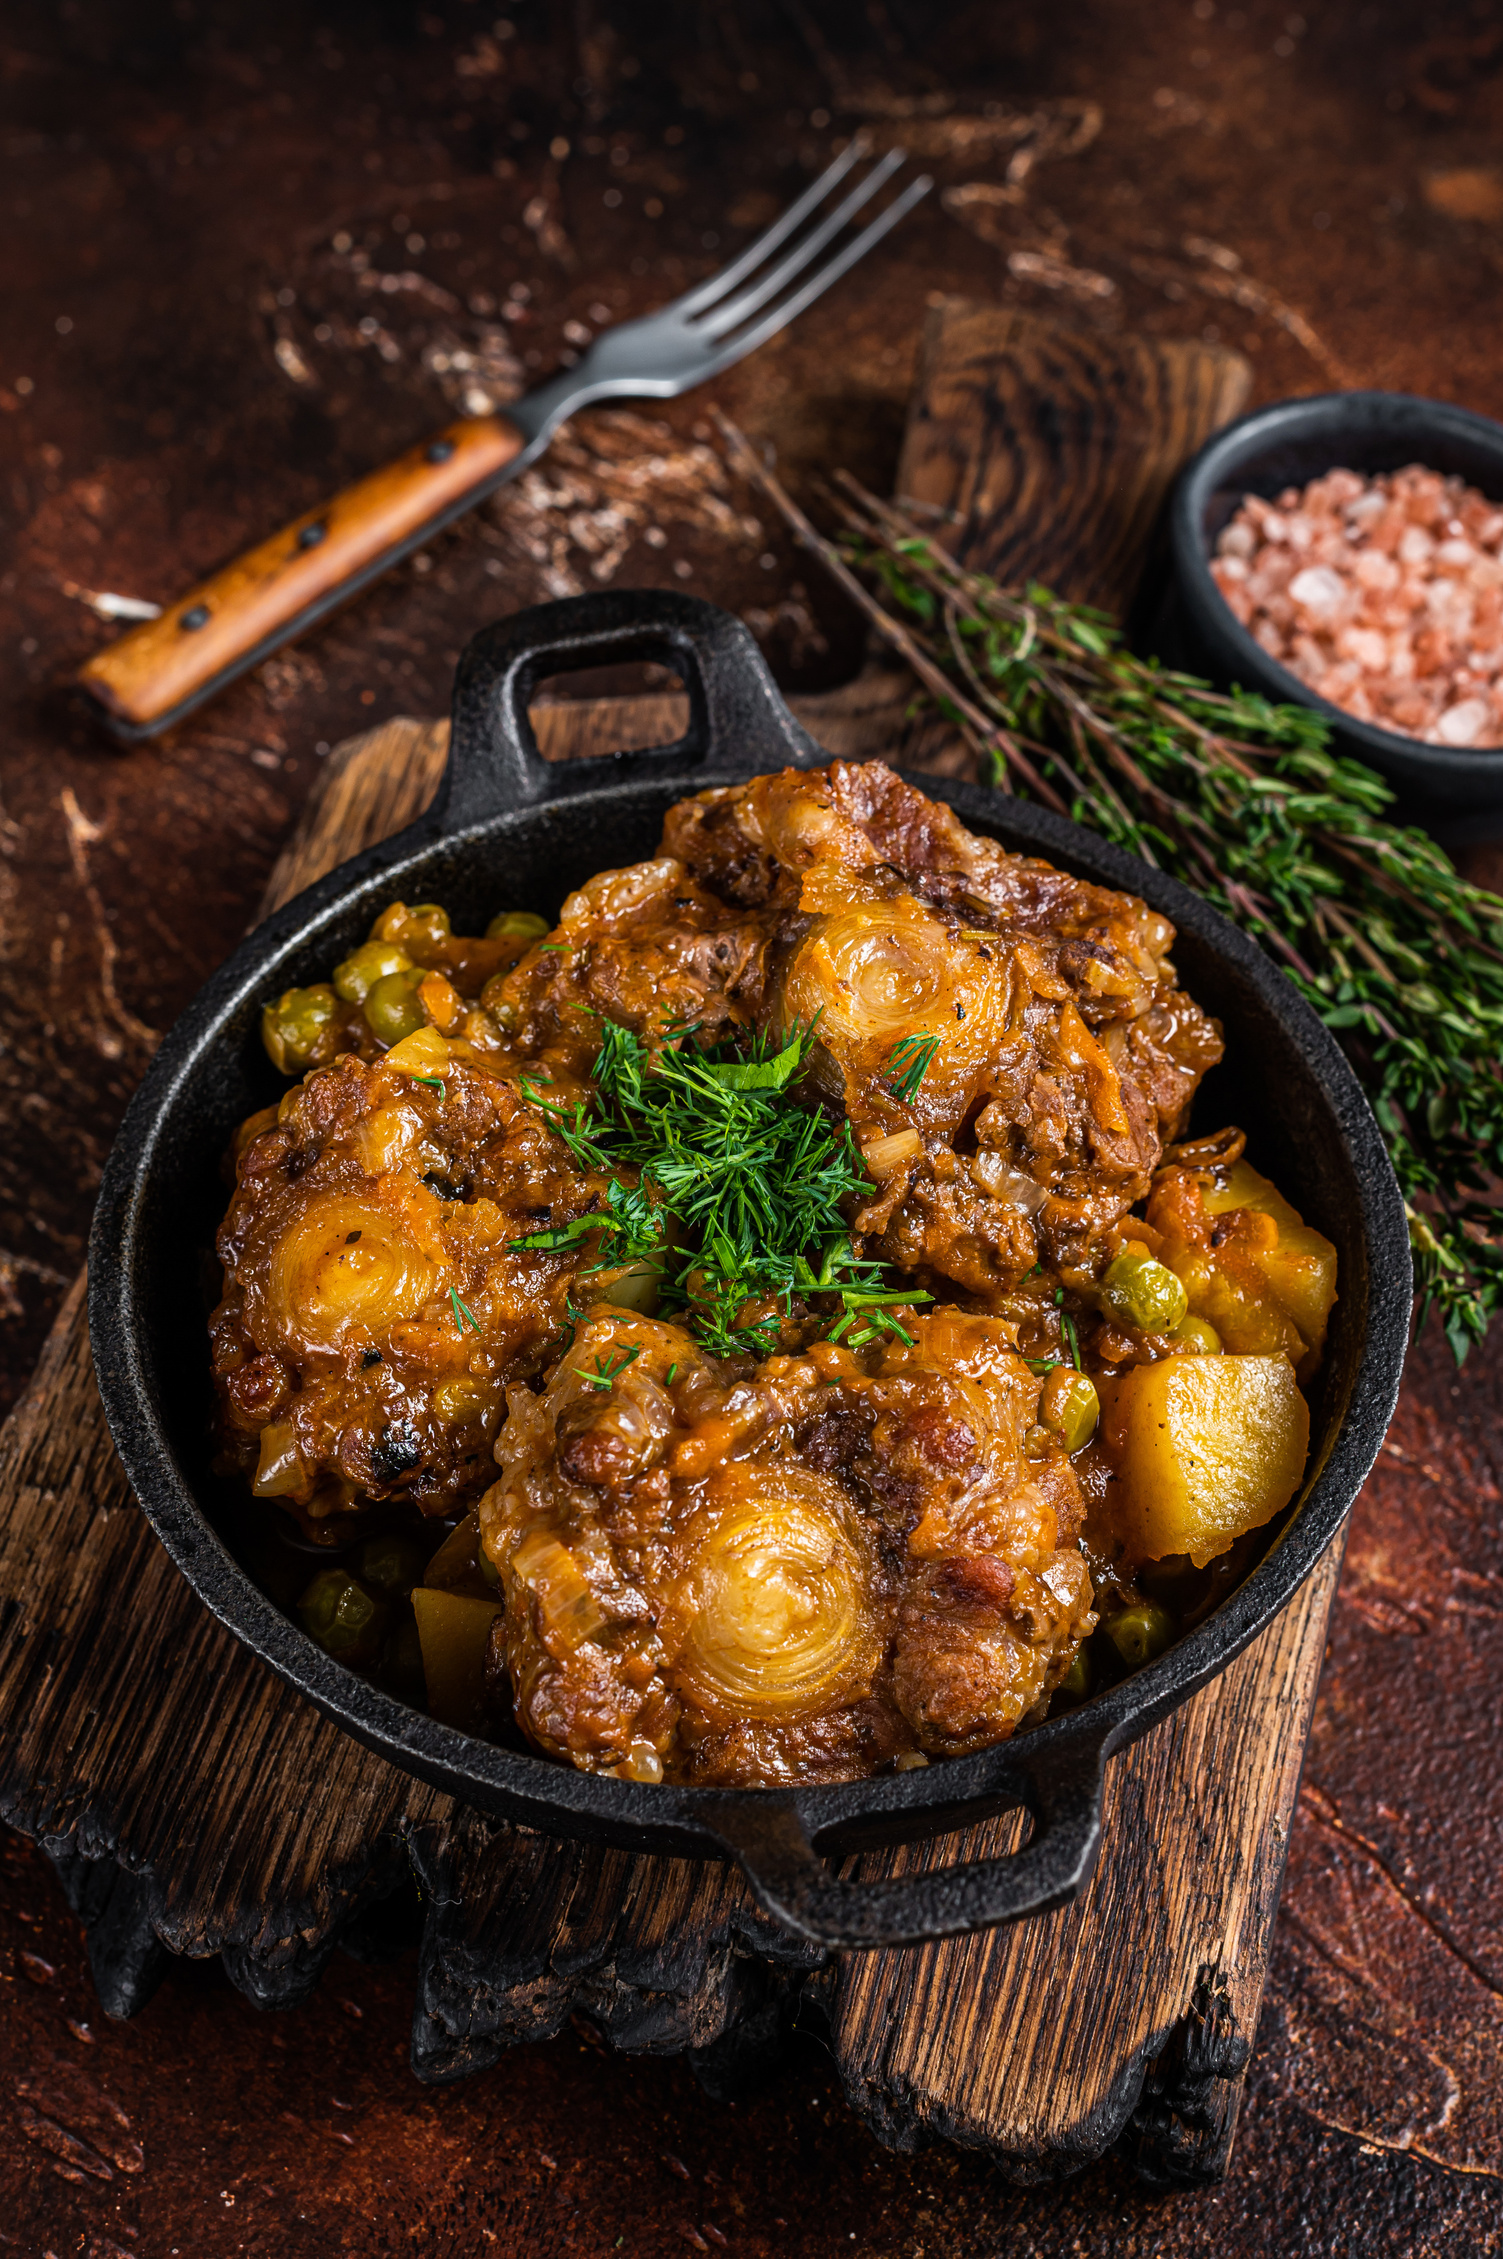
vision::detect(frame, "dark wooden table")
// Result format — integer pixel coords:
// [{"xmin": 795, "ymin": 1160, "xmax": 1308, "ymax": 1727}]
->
[{"xmin": 4, "ymin": 6, "xmax": 1502, "ymax": 2252}]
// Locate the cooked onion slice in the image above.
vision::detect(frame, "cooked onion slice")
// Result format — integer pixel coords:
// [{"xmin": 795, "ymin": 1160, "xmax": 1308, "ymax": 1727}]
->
[
  {"xmin": 265, "ymin": 1191, "xmax": 442, "ymax": 1352},
  {"xmin": 780, "ymin": 894, "xmax": 1009, "ymax": 1126},
  {"xmin": 784, "ymin": 896, "xmax": 954, "ymax": 1047},
  {"xmin": 673, "ymin": 1469, "xmax": 877, "ymax": 1724}
]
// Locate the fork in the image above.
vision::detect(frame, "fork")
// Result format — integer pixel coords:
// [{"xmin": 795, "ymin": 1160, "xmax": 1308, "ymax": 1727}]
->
[{"xmin": 79, "ymin": 142, "xmax": 931, "ymax": 740}]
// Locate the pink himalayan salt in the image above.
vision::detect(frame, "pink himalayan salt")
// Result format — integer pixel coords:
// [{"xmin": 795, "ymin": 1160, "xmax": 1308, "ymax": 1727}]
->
[{"xmin": 1210, "ymin": 463, "xmax": 1503, "ymax": 747}]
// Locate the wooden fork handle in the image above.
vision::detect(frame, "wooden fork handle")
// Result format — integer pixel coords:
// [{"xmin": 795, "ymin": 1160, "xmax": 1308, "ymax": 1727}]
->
[{"xmin": 78, "ymin": 411, "xmax": 530, "ymax": 740}]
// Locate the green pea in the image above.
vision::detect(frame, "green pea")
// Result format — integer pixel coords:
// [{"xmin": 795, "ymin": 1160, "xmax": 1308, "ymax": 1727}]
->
[
  {"xmin": 1102, "ymin": 1249, "xmax": 1189, "ymax": 1334},
  {"xmin": 1060, "ymin": 1646, "xmax": 1093, "ymax": 1701},
  {"xmin": 1172, "ymin": 1313, "xmax": 1222, "ymax": 1355},
  {"xmin": 333, "ymin": 938, "xmax": 414, "ymax": 1004},
  {"xmin": 363, "ymin": 965, "xmax": 427, "ymax": 1046},
  {"xmin": 402, "ymin": 903, "xmax": 452, "ymax": 946},
  {"xmin": 1105, "ymin": 1601, "xmax": 1176, "ymax": 1669},
  {"xmin": 297, "ymin": 1569, "xmax": 390, "ymax": 1668},
  {"xmin": 1040, "ymin": 1369, "xmax": 1100, "ymax": 1453},
  {"xmin": 261, "ymin": 983, "xmax": 340, "ymax": 1075},
  {"xmin": 357, "ymin": 1533, "xmax": 428, "ymax": 1599},
  {"xmin": 486, "ymin": 910, "xmax": 551, "ymax": 943}
]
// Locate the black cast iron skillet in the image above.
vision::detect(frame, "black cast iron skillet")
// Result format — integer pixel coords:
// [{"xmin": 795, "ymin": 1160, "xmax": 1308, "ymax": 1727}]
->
[{"xmin": 89, "ymin": 590, "xmax": 1411, "ymax": 1952}]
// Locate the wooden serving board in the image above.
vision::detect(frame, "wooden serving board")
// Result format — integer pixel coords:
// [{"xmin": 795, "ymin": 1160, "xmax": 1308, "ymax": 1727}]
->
[{"xmin": 0, "ymin": 309, "xmax": 1330, "ymax": 2185}]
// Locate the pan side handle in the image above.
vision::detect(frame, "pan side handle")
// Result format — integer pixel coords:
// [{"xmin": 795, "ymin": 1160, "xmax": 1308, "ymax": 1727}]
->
[
  {"xmin": 434, "ymin": 590, "xmax": 829, "ymax": 831},
  {"xmin": 695, "ymin": 1744, "xmax": 1107, "ymax": 1951}
]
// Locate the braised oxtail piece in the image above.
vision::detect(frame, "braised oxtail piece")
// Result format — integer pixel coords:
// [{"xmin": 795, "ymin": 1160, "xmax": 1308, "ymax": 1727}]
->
[{"xmin": 211, "ymin": 759, "xmax": 1337, "ymax": 1783}]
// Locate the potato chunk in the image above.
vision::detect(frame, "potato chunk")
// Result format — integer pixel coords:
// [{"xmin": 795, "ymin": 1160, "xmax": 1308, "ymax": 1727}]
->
[
  {"xmin": 1148, "ymin": 1153, "xmax": 1337, "ymax": 1379},
  {"xmin": 1099, "ymin": 1353, "xmax": 1310, "ymax": 1568},
  {"xmin": 412, "ymin": 1586, "xmax": 504, "ymax": 1731}
]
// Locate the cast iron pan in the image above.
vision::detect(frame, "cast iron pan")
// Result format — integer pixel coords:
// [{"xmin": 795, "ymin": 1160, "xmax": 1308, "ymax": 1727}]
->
[{"xmin": 89, "ymin": 591, "xmax": 1411, "ymax": 1951}]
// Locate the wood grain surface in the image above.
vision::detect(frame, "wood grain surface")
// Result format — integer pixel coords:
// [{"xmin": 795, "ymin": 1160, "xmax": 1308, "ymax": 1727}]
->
[
  {"xmin": 7, "ymin": 17, "xmax": 1503, "ymax": 2252},
  {"xmin": 78, "ymin": 411, "xmax": 527, "ymax": 736},
  {"xmin": 893, "ymin": 300, "xmax": 1252, "ymax": 613},
  {"xmin": 0, "ymin": 308, "xmax": 1355, "ymax": 2191}
]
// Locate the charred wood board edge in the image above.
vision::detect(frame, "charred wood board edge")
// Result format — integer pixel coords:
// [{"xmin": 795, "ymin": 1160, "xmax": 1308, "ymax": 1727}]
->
[{"xmin": 405, "ymin": 1812, "xmax": 825, "ymax": 2086}]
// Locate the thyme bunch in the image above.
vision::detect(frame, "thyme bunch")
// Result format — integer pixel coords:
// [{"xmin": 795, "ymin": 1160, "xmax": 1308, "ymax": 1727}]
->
[{"xmin": 717, "ymin": 417, "xmax": 1503, "ymax": 1362}]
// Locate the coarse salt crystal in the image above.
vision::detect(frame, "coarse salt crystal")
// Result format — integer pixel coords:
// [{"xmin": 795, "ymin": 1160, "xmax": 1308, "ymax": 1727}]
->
[
  {"xmin": 1345, "ymin": 628, "xmax": 1389, "ymax": 674},
  {"xmin": 1288, "ymin": 565, "xmax": 1345, "ymax": 617},
  {"xmin": 1353, "ymin": 549, "xmax": 1399, "ymax": 592},
  {"xmin": 1436, "ymin": 698, "xmax": 1489, "ymax": 745},
  {"xmin": 1215, "ymin": 464, "xmax": 1503, "ymax": 747}
]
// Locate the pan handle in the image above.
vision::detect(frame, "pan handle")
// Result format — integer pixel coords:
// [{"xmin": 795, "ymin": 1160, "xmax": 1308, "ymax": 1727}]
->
[
  {"xmin": 434, "ymin": 590, "xmax": 828, "ymax": 833},
  {"xmin": 696, "ymin": 1742, "xmax": 1107, "ymax": 1950}
]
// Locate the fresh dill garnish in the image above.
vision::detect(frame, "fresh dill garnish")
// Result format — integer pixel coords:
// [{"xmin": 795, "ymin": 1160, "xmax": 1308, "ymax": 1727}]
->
[
  {"xmin": 885, "ymin": 1030, "xmax": 941, "ymax": 1105},
  {"xmin": 575, "ymin": 1344, "xmax": 642, "ymax": 1390},
  {"xmin": 722, "ymin": 414, "xmax": 1503, "ymax": 1365},
  {"xmin": 1060, "ymin": 1309, "xmax": 1081, "ymax": 1369},
  {"xmin": 449, "ymin": 1287, "xmax": 481, "ymax": 1334},
  {"xmin": 518, "ymin": 1074, "xmax": 608, "ymax": 1172},
  {"xmin": 510, "ymin": 1178, "xmax": 660, "ymax": 1267},
  {"xmin": 516, "ymin": 1021, "xmax": 924, "ymax": 1357}
]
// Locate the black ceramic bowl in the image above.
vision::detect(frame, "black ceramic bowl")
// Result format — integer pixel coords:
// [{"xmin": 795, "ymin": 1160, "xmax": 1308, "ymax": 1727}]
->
[
  {"xmin": 88, "ymin": 591, "xmax": 1411, "ymax": 1951},
  {"xmin": 1165, "ymin": 389, "xmax": 1503, "ymax": 817}
]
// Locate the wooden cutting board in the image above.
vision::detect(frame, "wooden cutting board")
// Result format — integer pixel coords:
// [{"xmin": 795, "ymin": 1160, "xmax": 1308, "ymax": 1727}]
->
[{"xmin": 0, "ymin": 308, "xmax": 1329, "ymax": 2185}]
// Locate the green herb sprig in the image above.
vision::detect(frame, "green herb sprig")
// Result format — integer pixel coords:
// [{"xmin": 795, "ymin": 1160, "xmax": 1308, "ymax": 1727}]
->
[
  {"xmin": 516, "ymin": 1021, "xmax": 926, "ymax": 1358},
  {"xmin": 575, "ymin": 1345, "xmax": 641, "ymax": 1391},
  {"xmin": 715, "ymin": 414, "xmax": 1503, "ymax": 1363},
  {"xmin": 885, "ymin": 1031, "xmax": 941, "ymax": 1105}
]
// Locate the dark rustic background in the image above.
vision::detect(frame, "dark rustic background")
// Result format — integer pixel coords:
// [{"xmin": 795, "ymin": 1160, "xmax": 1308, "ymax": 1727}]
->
[{"xmin": 4, "ymin": 2, "xmax": 1503, "ymax": 2252}]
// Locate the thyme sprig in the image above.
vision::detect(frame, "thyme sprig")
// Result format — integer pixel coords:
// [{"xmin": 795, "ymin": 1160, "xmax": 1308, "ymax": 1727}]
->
[{"xmin": 717, "ymin": 416, "xmax": 1503, "ymax": 1363}]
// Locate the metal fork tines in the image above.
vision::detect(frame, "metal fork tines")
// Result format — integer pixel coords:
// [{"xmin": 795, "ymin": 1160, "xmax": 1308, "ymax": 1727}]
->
[{"xmin": 511, "ymin": 142, "xmax": 933, "ymax": 441}]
